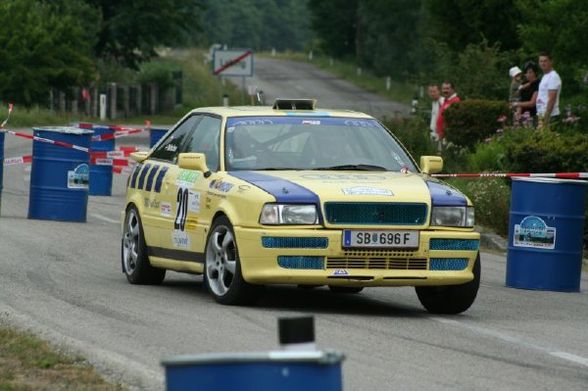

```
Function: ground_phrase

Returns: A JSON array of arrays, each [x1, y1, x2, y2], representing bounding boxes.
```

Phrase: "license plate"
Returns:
[[342, 230, 419, 248]]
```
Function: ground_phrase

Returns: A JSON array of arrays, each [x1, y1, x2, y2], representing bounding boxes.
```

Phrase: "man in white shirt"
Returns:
[[428, 84, 444, 141], [536, 52, 562, 127]]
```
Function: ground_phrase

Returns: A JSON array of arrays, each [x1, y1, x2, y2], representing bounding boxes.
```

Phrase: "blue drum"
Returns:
[[89, 125, 115, 196], [162, 351, 344, 391], [506, 177, 587, 291], [28, 127, 93, 222], [150, 127, 168, 148]]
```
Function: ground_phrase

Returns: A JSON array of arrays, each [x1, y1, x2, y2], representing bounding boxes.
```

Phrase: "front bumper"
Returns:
[[234, 227, 480, 287]]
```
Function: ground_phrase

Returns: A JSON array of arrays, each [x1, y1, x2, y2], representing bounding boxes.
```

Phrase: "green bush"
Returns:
[[443, 100, 510, 149], [467, 140, 508, 172], [502, 129, 588, 173], [381, 116, 437, 160], [449, 178, 511, 237], [137, 61, 178, 88]]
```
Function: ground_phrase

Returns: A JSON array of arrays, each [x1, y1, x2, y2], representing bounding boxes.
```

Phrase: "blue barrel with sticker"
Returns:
[[506, 177, 587, 291], [0, 131, 4, 212], [150, 127, 168, 148], [162, 351, 344, 391], [88, 125, 115, 196], [28, 127, 93, 222]]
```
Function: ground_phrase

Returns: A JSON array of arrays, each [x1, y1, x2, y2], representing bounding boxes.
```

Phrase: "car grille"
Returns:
[[327, 251, 428, 270], [324, 202, 427, 225]]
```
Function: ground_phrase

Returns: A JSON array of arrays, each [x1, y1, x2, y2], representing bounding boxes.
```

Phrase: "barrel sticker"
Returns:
[[513, 216, 556, 250], [67, 164, 89, 189]]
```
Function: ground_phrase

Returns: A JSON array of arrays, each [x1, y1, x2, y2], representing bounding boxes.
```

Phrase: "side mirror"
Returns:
[[420, 155, 443, 174], [130, 151, 149, 163], [178, 153, 210, 176]]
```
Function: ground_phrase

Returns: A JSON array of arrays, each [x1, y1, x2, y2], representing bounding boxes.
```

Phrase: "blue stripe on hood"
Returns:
[[228, 171, 323, 222], [426, 180, 468, 206]]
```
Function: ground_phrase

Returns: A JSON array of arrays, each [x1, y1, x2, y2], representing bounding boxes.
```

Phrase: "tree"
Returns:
[[0, 0, 99, 105], [517, 0, 588, 92], [307, 0, 359, 58], [87, 0, 203, 68]]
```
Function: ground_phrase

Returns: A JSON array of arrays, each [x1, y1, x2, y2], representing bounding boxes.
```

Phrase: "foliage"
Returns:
[[137, 60, 179, 88], [308, 0, 359, 58], [467, 140, 508, 172], [502, 129, 588, 173], [449, 178, 511, 236], [199, 0, 312, 51], [443, 100, 510, 149], [0, 0, 99, 105], [517, 0, 588, 93], [87, 0, 203, 68], [382, 116, 437, 159], [425, 0, 522, 52]]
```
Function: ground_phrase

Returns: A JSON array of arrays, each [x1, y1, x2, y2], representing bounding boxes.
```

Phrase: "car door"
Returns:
[[158, 114, 222, 262], [140, 115, 200, 249]]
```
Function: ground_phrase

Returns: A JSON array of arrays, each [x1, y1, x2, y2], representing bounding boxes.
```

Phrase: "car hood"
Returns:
[[227, 170, 469, 207]]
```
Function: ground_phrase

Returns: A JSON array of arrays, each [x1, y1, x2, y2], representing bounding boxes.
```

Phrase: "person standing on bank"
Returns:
[[512, 61, 540, 127], [428, 84, 444, 141], [436, 81, 461, 144], [536, 52, 562, 128]]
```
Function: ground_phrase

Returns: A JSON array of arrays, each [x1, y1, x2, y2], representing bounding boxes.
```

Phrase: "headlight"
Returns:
[[260, 204, 319, 225], [431, 206, 474, 227]]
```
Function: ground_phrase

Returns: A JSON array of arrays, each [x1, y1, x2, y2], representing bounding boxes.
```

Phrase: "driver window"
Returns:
[[150, 116, 200, 163], [182, 115, 221, 171]]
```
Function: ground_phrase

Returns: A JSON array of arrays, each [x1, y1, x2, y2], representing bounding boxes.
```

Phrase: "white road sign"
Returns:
[[212, 49, 254, 77]]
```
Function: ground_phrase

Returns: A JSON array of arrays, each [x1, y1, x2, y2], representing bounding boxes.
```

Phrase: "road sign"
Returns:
[[212, 49, 254, 77]]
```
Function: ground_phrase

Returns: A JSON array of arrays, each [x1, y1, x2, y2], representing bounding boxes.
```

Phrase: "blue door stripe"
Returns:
[[154, 166, 169, 193], [130, 164, 142, 189], [137, 163, 152, 190], [145, 165, 159, 192]]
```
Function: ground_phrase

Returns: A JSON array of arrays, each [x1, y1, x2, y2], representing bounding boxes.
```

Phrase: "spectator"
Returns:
[[427, 84, 444, 141], [536, 52, 562, 128], [508, 66, 523, 103], [435, 81, 461, 143], [512, 61, 540, 127]]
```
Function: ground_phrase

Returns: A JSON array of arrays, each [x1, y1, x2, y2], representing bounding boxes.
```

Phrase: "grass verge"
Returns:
[[0, 326, 124, 390]]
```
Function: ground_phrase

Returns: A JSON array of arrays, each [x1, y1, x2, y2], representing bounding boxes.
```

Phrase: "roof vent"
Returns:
[[273, 98, 317, 110]]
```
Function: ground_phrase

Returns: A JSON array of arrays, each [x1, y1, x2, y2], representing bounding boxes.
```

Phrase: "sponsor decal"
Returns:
[[332, 269, 349, 276], [209, 179, 234, 192], [301, 173, 386, 181], [176, 170, 200, 187], [188, 191, 200, 213], [302, 120, 321, 125], [143, 198, 160, 209], [160, 202, 172, 217], [67, 163, 89, 189], [342, 186, 393, 196], [172, 231, 190, 249], [513, 216, 556, 250], [164, 144, 178, 152]]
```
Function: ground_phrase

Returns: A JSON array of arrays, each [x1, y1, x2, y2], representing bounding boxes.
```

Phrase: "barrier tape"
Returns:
[[91, 127, 146, 142], [0, 129, 91, 152], [432, 172, 588, 179], [3, 154, 32, 166]]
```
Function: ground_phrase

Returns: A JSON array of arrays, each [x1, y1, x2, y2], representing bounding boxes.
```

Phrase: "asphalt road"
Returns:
[[1, 130, 588, 390], [227, 56, 410, 119]]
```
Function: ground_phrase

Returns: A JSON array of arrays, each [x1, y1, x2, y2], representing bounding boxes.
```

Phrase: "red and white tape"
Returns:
[[1, 103, 14, 128], [3, 154, 32, 166], [1, 129, 90, 152], [432, 172, 588, 179]]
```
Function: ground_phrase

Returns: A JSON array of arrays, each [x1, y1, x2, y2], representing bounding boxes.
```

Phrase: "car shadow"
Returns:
[[162, 275, 425, 318]]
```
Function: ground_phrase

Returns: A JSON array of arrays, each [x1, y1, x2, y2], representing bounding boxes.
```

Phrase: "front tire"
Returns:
[[121, 206, 166, 285], [415, 253, 481, 314], [204, 216, 261, 305]]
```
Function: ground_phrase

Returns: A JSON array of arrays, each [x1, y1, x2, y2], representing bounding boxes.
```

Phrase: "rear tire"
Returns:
[[328, 286, 364, 294], [121, 206, 166, 285], [415, 253, 480, 314], [204, 216, 261, 305]]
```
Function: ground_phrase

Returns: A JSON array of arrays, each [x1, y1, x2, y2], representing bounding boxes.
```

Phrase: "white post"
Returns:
[[386, 76, 391, 91], [222, 94, 229, 107], [357, 67, 362, 76], [329, 58, 334, 66], [271, 48, 276, 57], [308, 51, 313, 61], [99, 94, 107, 120]]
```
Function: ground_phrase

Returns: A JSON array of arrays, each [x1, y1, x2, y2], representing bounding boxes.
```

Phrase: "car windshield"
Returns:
[[225, 116, 417, 172]]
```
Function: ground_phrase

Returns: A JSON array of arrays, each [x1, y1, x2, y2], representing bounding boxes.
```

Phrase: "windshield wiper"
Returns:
[[314, 164, 388, 171]]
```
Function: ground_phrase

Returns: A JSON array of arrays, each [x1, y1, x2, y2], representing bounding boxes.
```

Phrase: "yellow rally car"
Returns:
[[122, 99, 480, 314]]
